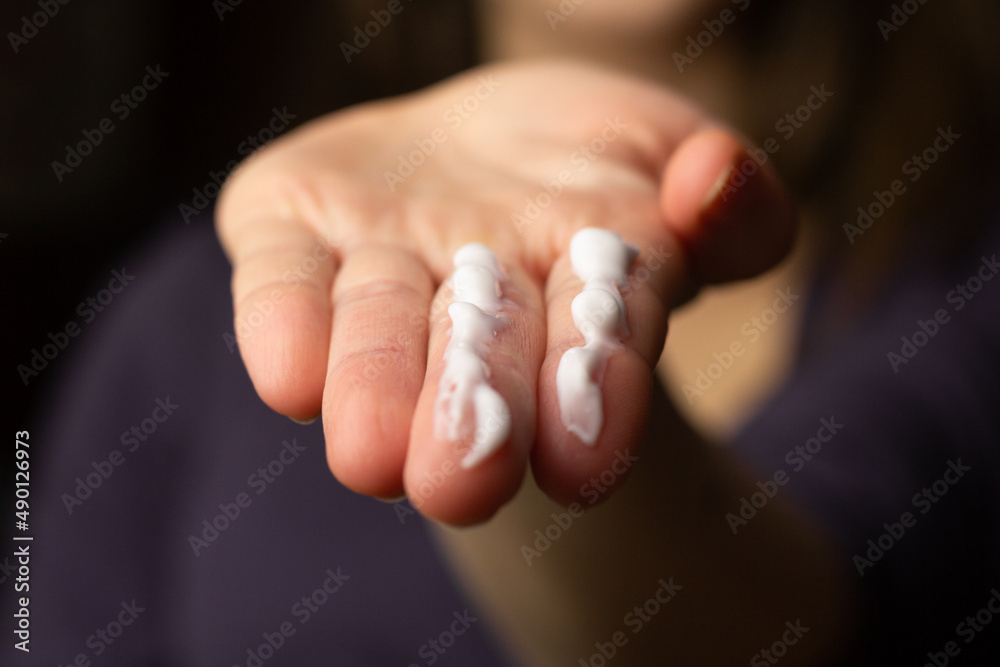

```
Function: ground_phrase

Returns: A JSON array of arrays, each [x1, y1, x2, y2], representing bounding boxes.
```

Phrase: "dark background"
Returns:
[[2, 0, 475, 541]]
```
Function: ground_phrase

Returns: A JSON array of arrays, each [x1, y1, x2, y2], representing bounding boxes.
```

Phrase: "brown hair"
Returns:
[[719, 1, 1000, 276]]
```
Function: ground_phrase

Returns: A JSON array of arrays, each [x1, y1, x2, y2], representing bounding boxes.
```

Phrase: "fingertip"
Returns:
[[661, 128, 796, 283], [533, 347, 651, 507], [661, 128, 742, 233], [406, 451, 523, 526], [402, 257, 544, 526], [406, 469, 517, 527], [320, 245, 438, 500], [402, 359, 536, 526], [238, 288, 329, 421], [324, 371, 412, 499]]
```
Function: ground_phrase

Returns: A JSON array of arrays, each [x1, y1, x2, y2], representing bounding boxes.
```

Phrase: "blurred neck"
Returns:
[[474, 0, 742, 119]]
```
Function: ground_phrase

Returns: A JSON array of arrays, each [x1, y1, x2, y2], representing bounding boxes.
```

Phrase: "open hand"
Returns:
[[216, 60, 794, 524]]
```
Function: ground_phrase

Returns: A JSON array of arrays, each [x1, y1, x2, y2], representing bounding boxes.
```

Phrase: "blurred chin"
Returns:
[[534, 0, 712, 37]]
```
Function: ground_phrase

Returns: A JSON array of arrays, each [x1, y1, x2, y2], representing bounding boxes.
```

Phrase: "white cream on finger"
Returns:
[[435, 244, 512, 469], [557, 228, 638, 445]]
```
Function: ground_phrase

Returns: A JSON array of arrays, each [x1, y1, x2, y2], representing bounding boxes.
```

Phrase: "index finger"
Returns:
[[533, 223, 687, 506]]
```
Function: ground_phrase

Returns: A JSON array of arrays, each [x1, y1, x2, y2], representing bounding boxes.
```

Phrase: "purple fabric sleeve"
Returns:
[[731, 221, 1000, 664]]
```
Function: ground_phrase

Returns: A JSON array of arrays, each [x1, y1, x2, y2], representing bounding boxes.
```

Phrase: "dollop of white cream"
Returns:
[[435, 243, 511, 469], [556, 228, 638, 445]]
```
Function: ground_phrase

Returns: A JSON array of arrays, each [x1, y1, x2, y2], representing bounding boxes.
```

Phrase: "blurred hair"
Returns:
[[726, 1, 1000, 264], [696, 0, 1000, 332]]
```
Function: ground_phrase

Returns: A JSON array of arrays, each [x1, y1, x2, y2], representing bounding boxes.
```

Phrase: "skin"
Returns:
[[216, 3, 856, 663], [217, 60, 792, 524]]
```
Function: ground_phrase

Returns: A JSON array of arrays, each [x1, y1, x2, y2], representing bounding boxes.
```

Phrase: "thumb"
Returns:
[[660, 128, 797, 284]]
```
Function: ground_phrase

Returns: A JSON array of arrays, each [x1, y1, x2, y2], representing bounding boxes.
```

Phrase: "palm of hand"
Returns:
[[217, 60, 790, 524]]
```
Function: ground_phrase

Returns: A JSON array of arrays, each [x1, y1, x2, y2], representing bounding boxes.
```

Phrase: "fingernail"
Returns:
[[373, 494, 408, 504], [289, 414, 319, 426], [701, 162, 736, 213], [699, 149, 771, 231], [693, 148, 795, 282]]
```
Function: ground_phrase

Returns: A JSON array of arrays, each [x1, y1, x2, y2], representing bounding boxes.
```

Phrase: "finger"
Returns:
[[323, 245, 435, 499], [217, 214, 336, 421], [405, 254, 547, 526], [661, 128, 797, 283], [533, 224, 688, 506]]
